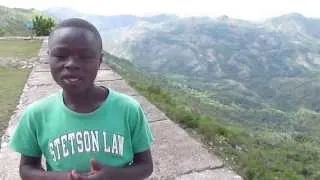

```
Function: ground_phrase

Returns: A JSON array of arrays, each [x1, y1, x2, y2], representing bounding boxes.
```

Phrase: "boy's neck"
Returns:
[[62, 85, 107, 113]]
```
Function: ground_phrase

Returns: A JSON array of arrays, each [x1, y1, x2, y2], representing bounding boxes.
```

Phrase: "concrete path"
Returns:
[[0, 40, 242, 180]]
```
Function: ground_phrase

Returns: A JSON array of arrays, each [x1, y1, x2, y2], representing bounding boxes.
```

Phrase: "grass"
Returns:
[[137, 83, 320, 179], [118, 71, 320, 179], [0, 67, 30, 135], [0, 39, 41, 138], [0, 39, 42, 58]]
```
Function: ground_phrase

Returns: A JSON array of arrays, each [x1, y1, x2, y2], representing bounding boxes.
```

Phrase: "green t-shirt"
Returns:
[[10, 88, 154, 172]]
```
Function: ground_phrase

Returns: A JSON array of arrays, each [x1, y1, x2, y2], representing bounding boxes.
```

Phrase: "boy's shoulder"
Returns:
[[24, 91, 61, 114], [109, 88, 141, 109]]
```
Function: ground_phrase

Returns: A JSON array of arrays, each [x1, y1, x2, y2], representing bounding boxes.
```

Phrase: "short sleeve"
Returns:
[[131, 104, 154, 153], [9, 109, 42, 157]]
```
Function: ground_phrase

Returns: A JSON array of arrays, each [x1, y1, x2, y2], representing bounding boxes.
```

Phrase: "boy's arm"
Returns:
[[20, 155, 70, 180], [116, 102, 154, 180], [107, 149, 153, 180], [20, 149, 153, 180]]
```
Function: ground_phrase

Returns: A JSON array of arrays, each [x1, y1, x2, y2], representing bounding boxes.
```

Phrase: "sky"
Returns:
[[0, 0, 319, 21]]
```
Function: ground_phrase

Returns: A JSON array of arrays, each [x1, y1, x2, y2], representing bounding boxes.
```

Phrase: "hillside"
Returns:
[[0, 5, 37, 36], [266, 13, 320, 39], [45, 7, 178, 33], [104, 52, 320, 180], [101, 14, 320, 134]]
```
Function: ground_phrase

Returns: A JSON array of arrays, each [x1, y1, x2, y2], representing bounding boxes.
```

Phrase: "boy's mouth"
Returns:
[[62, 76, 83, 85]]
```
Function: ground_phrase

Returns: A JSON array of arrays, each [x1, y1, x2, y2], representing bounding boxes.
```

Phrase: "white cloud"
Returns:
[[0, 0, 319, 20]]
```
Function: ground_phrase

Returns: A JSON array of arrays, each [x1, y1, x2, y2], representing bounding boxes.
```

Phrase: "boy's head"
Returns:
[[48, 18, 103, 94]]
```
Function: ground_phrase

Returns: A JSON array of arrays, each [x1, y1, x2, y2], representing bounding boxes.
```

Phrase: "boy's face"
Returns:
[[48, 27, 102, 94]]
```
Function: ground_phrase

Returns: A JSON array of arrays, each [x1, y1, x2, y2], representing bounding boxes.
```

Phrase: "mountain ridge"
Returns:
[[100, 12, 320, 120]]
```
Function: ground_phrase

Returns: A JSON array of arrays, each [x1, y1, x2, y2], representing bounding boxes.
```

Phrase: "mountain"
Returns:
[[266, 13, 320, 39], [45, 7, 178, 32], [45, 7, 84, 20], [45, 7, 139, 32], [104, 16, 320, 76], [102, 14, 320, 131], [0, 5, 178, 36], [0, 5, 37, 36]]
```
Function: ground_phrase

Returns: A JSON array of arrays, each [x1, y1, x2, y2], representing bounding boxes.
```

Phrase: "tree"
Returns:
[[32, 15, 56, 36], [0, 28, 5, 36]]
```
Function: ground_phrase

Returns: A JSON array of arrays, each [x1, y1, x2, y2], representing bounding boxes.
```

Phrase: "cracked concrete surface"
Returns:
[[0, 39, 242, 180]]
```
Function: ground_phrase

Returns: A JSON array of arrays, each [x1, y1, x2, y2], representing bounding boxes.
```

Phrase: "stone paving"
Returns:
[[0, 39, 242, 180]]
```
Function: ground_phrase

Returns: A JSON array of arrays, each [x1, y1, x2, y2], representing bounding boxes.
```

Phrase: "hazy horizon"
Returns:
[[0, 0, 319, 21]]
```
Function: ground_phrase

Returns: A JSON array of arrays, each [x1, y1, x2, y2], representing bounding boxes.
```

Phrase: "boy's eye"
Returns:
[[79, 54, 95, 59], [53, 55, 67, 60]]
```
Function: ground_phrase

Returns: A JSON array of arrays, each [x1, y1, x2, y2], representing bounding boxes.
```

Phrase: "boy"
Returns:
[[10, 18, 154, 180]]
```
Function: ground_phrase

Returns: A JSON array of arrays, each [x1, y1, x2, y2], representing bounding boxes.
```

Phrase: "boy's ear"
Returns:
[[99, 52, 104, 64]]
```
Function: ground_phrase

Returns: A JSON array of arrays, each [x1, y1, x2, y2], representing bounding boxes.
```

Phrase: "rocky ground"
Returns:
[[0, 57, 39, 69]]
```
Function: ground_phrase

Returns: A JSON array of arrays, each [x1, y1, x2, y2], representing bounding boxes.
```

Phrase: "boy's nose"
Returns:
[[64, 56, 80, 70]]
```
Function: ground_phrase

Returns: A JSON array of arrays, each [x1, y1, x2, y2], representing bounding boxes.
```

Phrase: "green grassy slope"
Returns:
[[104, 52, 320, 180], [0, 39, 42, 139], [0, 5, 38, 36]]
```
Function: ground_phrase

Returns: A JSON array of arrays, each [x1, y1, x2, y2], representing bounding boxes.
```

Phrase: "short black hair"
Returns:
[[49, 18, 102, 51]]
